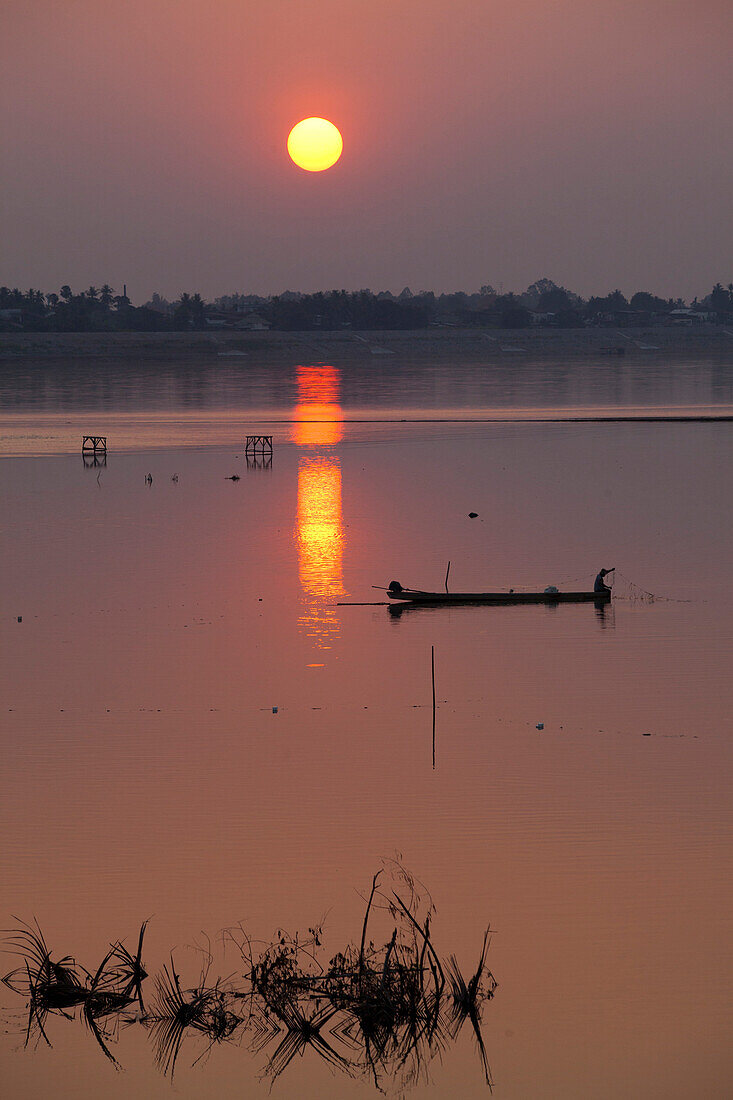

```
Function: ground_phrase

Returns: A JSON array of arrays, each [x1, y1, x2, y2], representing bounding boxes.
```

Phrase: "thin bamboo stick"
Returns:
[[431, 645, 436, 769]]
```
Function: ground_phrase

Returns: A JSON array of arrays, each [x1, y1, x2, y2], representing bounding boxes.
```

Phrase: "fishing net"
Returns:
[[608, 571, 656, 602], [609, 570, 692, 603], [494, 570, 687, 603]]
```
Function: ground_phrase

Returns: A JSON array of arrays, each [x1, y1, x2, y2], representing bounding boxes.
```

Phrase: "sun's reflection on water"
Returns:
[[292, 364, 343, 445], [296, 457, 344, 644], [292, 411, 343, 448], [293, 366, 345, 646]]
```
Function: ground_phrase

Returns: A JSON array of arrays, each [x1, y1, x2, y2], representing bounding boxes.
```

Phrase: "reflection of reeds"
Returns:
[[3, 867, 497, 1093], [147, 961, 240, 1078], [447, 928, 498, 1090], [263, 1000, 352, 1083]]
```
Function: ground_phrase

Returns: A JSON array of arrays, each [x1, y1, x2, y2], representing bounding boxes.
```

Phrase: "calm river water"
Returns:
[[1, 355, 731, 1098]]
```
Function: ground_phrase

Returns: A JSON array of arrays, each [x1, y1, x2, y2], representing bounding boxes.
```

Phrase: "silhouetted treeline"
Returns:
[[2, 277, 733, 333]]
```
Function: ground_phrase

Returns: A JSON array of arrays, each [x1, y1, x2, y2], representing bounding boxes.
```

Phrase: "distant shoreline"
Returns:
[[1, 325, 732, 363]]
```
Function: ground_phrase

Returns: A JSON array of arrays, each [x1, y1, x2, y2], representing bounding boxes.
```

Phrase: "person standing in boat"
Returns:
[[594, 567, 614, 594]]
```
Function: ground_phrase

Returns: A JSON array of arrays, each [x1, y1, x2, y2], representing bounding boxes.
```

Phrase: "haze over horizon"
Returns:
[[2, 0, 731, 302]]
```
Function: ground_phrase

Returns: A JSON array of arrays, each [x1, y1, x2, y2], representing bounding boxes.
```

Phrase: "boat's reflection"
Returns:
[[593, 598, 615, 628], [389, 596, 615, 622], [292, 366, 345, 647]]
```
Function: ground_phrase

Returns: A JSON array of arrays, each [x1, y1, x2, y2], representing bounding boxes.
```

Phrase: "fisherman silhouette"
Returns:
[[594, 567, 614, 594]]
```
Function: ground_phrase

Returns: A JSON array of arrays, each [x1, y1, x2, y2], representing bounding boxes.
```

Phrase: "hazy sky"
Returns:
[[2, 0, 732, 300]]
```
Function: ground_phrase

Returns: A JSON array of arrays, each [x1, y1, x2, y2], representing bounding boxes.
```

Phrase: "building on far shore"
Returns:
[[204, 310, 271, 331], [233, 312, 270, 331], [0, 308, 25, 329], [667, 308, 715, 325]]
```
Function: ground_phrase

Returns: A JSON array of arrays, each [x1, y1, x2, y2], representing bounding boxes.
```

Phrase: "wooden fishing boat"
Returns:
[[385, 584, 610, 606]]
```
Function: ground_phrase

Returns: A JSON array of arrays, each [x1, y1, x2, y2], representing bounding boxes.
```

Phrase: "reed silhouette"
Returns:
[[3, 864, 497, 1092], [2, 918, 147, 1065]]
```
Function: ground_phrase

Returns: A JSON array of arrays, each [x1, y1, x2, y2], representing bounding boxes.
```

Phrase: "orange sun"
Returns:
[[287, 118, 343, 172]]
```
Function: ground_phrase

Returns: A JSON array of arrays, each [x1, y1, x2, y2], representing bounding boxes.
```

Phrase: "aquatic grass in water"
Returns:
[[446, 928, 497, 1087], [2, 866, 497, 1092], [2, 918, 150, 1061], [148, 961, 242, 1078]]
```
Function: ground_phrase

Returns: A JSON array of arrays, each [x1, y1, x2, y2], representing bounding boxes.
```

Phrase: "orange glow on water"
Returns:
[[293, 407, 344, 447], [293, 365, 345, 646], [296, 365, 340, 405], [296, 457, 344, 644], [292, 366, 343, 447]]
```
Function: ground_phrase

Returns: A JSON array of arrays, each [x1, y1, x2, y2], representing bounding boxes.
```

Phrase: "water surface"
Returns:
[[1, 357, 731, 1097]]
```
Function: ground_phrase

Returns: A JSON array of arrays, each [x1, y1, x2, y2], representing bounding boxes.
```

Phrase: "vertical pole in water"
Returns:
[[431, 645, 436, 769], [445, 560, 451, 593]]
